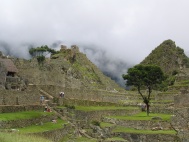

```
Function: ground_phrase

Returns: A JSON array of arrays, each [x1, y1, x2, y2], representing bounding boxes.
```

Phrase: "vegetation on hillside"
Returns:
[[140, 39, 189, 90], [49, 48, 125, 91], [141, 39, 189, 73], [0, 133, 51, 142], [29, 45, 58, 64]]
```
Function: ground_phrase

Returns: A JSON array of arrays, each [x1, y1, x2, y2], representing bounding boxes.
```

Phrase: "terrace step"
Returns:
[[0, 111, 56, 129], [0, 104, 43, 113], [102, 117, 172, 130], [112, 130, 179, 142]]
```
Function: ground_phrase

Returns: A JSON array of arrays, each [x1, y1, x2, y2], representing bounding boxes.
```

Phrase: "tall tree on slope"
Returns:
[[123, 64, 165, 116]]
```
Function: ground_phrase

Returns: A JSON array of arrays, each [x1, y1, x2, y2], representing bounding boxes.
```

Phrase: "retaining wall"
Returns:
[[0, 105, 43, 113], [114, 132, 180, 142]]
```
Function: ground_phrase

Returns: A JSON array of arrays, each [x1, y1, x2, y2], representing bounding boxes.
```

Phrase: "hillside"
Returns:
[[0, 43, 188, 142], [14, 45, 125, 92], [140, 39, 189, 75]]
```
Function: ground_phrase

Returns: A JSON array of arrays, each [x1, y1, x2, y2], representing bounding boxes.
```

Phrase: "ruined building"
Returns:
[[0, 58, 19, 90]]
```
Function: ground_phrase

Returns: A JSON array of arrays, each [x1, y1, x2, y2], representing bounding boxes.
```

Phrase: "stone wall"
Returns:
[[172, 88, 189, 141], [155, 92, 176, 101], [0, 87, 41, 105], [150, 105, 174, 114], [102, 117, 172, 130], [67, 109, 140, 124], [114, 132, 180, 142], [0, 105, 43, 113], [0, 84, 129, 106], [40, 85, 128, 103], [174, 93, 189, 108], [62, 98, 120, 107]]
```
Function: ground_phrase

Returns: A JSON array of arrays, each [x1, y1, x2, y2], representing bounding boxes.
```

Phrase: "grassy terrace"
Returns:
[[107, 112, 172, 121], [151, 100, 173, 103], [0, 133, 51, 142], [105, 137, 127, 142], [100, 122, 115, 128], [75, 106, 139, 111], [18, 119, 67, 133], [113, 126, 176, 135], [0, 111, 54, 121]]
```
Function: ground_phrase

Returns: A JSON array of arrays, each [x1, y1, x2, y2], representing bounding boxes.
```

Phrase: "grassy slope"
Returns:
[[75, 106, 138, 111], [113, 127, 176, 135], [0, 111, 54, 121], [18, 119, 67, 133], [0, 133, 51, 142], [108, 112, 172, 121]]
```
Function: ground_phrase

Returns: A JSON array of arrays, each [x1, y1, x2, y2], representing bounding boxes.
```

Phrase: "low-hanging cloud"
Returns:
[[80, 44, 133, 87], [0, 0, 189, 86]]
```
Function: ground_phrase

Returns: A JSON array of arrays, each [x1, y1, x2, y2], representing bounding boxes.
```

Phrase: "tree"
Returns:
[[122, 64, 165, 116], [29, 45, 57, 64]]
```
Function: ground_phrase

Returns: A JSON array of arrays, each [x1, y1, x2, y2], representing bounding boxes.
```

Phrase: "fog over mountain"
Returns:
[[1, 0, 189, 86]]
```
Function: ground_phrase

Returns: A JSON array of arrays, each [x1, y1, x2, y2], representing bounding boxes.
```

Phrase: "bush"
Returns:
[[91, 120, 100, 126], [64, 105, 75, 109], [172, 70, 178, 76], [37, 55, 45, 64]]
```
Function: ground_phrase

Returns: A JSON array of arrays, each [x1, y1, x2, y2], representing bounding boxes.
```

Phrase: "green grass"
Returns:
[[0, 111, 54, 121], [176, 80, 189, 85], [108, 112, 172, 121], [100, 122, 115, 128], [18, 119, 67, 133], [113, 126, 176, 135], [151, 100, 173, 103], [75, 106, 138, 111], [105, 137, 127, 141], [157, 92, 178, 95], [0, 132, 51, 142]]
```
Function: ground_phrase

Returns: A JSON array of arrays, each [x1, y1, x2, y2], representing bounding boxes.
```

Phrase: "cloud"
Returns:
[[0, 0, 189, 85]]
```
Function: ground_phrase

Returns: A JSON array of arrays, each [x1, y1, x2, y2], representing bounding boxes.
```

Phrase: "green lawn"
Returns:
[[0, 111, 54, 121], [113, 126, 176, 135], [105, 137, 127, 141], [108, 112, 172, 121], [18, 119, 67, 133], [0, 133, 51, 142], [100, 122, 115, 128], [75, 106, 138, 111]]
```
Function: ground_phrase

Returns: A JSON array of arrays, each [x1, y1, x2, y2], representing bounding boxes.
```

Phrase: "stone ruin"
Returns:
[[0, 57, 27, 90], [60, 44, 80, 53], [172, 88, 189, 141], [60, 45, 67, 51]]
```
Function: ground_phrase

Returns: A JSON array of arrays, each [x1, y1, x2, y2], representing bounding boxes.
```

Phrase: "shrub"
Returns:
[[37, 56, 45, 64], [64, 105, 75, 109], [91, 120, 100, 126]]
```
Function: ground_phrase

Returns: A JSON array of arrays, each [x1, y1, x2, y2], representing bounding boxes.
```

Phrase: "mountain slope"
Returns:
[[14, 46, 125, 92], [140, 39, 189, 75]]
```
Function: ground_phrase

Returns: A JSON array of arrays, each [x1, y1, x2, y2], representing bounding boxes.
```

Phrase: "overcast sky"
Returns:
[[0, 0, 189, 86]]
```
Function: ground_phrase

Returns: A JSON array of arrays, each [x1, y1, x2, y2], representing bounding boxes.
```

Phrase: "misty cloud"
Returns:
[[0, 0, 189, 86], [80, 45, 133, 86]]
